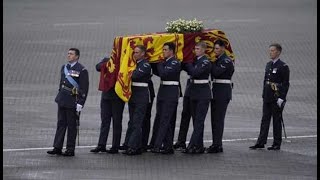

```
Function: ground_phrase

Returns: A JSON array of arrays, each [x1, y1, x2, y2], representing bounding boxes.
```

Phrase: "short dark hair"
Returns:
[[269, 43, 282, 53], [214, 39, 226, 47], [69, 48, 80, 58], [196, 41, 207, 49], [164, 42, 176, 53], [135, 45, 147, 53]]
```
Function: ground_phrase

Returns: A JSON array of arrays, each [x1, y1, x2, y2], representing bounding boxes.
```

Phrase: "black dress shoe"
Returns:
[[267, 145, 280, 150], [146, 144, 154, 151], [249, 144, 265, 150], [206, 145, 223, 153], [161, 148, 174, 154], [173, 142, 186, 150], [181, 148, 190, 154], [182, 146, 196, 154], [140, 147, 148, 153], [194, 147, 205, 154], [151, 147, 161, 153], [62, 150, 75, 156], [124, 148, 142, 155], [106, 147, 119, 154], [47, 148, 62, 155], [119, 144, 128, 151], [90, 146, 107, 153]]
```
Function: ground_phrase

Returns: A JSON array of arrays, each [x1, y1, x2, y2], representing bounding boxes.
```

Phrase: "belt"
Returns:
[[61, 84, 73, 91], [190, 79, 210, 84], [265, 81, 279, 85], [132, 82, 148, 87], [212, 79, 232, 84], [161, 81, 179, 85]]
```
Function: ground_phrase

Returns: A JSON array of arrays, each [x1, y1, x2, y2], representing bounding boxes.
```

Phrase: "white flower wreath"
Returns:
[[165, 18, 204, 33]]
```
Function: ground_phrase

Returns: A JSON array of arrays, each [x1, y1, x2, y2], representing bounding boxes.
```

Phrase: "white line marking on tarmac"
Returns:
[[3, 135, 316, 152], [53, 22, 104, 26]]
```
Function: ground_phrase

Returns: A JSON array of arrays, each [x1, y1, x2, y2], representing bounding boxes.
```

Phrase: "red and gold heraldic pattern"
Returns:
[[99, 29, 235, 102]]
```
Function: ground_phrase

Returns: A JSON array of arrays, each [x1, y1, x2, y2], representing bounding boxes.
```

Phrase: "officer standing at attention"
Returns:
[[47, 48, 89, 157], [90, 56, 125, 154], [206, 39, 234, 153], [121, 45, 152, 155], [250, 43, 289, 151], [182, 41, 212, 154], [151, 42, 181, 154]]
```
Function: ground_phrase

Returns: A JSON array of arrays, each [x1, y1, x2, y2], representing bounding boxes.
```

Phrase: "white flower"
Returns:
[[165, 18, 203, 33]]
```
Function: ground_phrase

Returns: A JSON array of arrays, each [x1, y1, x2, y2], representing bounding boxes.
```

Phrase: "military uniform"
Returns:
[[182, 55, 212, 153], [53, 61, 89, 153], [255, 59, 290, 147], [141, 79, 155, 150], [151, 57, 181, 153], [208, 52, 234, 153], [122, 59, 152, 154], [94, 58, 125, 153], [174, 77, 192, 149]]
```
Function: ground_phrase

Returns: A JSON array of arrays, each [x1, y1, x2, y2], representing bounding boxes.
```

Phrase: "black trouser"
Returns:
[[188, 99, 210, 148], [97, 98, 125, 148], [210, 98, 230, 146], [149, 108, 160, 148], [154, 100, 178, 149], [53, 106, 77, 151], [124, 99, 154, 148], [141, 98, 154, 148], [124, 102, 148, 150], [256, 101, 283, 146], [176, 96, 192, 143]]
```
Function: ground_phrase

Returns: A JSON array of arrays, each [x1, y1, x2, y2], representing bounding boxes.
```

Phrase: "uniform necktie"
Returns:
[[67, 64, 71, 70]]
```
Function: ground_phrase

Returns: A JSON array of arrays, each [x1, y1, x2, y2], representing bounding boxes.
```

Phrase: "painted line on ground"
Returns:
[[3, 135, 316, 152]]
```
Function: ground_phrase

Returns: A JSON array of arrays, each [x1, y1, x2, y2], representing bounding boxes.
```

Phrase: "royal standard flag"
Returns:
[[99, 29, 235, 102]]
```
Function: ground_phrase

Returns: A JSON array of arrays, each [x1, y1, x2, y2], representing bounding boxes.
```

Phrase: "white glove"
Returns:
[[277, 98, 284, 108], [76, 104, 83, 112]]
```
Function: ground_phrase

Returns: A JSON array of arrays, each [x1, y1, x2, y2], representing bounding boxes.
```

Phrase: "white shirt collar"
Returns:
[[166, 56, 174, 62], [137, 59, 144, 64], [68, 61, 78, 67], [272, 58, 279, 64], [197, 55, 205, 60]]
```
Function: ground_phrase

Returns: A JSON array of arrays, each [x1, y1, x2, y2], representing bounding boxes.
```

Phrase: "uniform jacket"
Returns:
[[55, 62, 89, 108], [130, 59, 152, 104], [154, 57, 181, 102], [262, 59, 290, 103], [184, 55, 212, 100], [211, 52, 234, 101]]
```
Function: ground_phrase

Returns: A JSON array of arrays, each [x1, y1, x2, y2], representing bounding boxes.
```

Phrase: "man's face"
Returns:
[[133, 47, 144, 61], [269, 46, 280, 60], [214, 44, 225, 57], [195, 45, 205, 57], [162, 45, 172, 59], [67, 50, 78, 62]]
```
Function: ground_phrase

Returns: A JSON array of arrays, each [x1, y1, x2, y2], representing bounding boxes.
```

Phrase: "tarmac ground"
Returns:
[[3, 0, 317, 179]]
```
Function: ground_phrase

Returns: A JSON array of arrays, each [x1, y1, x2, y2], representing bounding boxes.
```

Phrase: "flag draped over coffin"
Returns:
[[98, 29, 235, 102]]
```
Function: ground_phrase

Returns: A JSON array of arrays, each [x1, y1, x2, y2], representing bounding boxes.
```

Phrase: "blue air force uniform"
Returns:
[[175, 77, 192, 146], [141, 79, 155, 150], [183, 55, 212, 151], [53, 61, 89, 151], [95, 58, 125, 150], [210, 53, 234, 149], [256, 59, 290, 147], [152, 57, 181, 151], [123, 59, 152, 151]]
